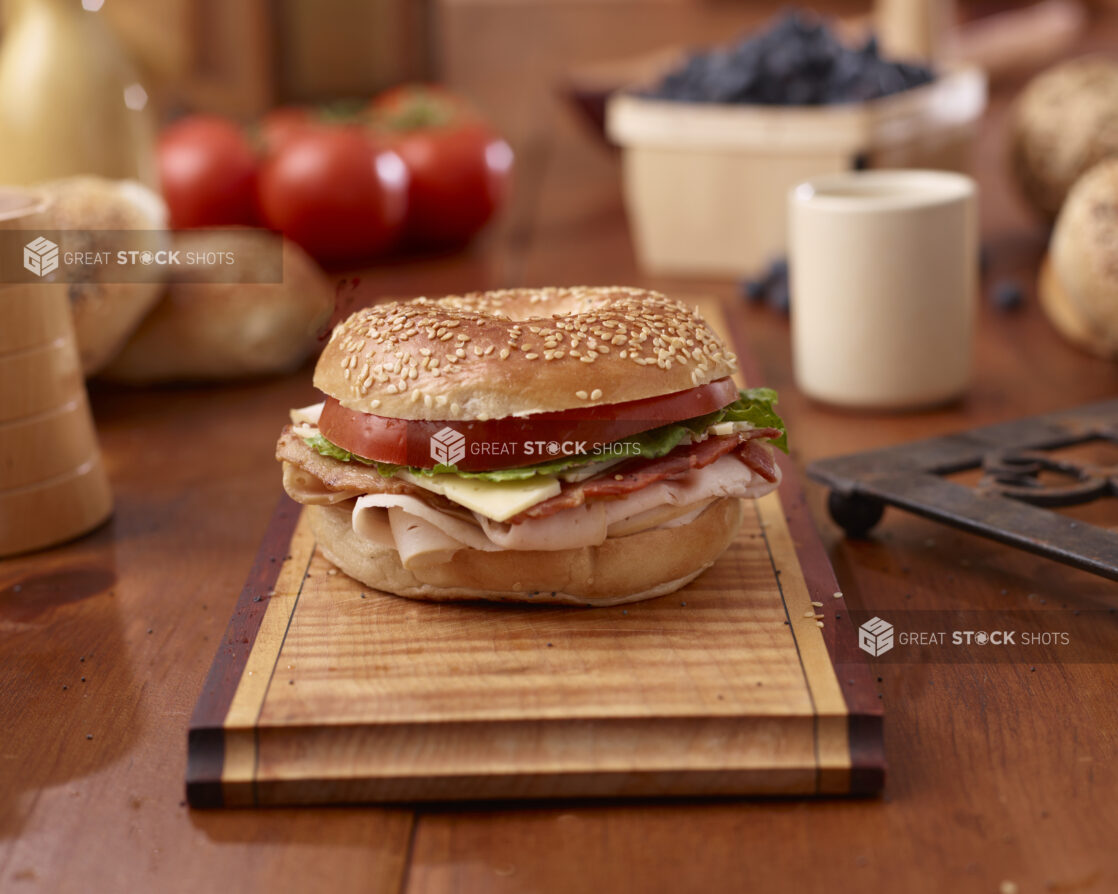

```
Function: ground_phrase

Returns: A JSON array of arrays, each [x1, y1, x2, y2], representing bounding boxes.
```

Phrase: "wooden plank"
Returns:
[[186, 494, 301, 807], [190, 495, 854, 802], [187, 301, 881, 803], [190, 507, 854, 800]]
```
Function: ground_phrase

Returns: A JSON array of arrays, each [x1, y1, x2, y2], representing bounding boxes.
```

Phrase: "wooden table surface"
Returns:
[[3, 23, 1118, 894]]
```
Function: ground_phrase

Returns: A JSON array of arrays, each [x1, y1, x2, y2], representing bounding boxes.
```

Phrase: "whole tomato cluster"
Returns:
[[157, 86, 514, 265]]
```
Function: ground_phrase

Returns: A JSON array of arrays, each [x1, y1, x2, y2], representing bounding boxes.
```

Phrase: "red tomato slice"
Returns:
[[318, 377, 738, 470]]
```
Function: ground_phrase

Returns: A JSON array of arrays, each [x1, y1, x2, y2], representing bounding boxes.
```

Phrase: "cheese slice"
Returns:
[[289, 402, 325, 425], [397, 471, 561, 523]]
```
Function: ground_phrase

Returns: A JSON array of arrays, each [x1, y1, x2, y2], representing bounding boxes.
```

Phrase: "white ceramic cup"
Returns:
[[788, 169, 978, 410]]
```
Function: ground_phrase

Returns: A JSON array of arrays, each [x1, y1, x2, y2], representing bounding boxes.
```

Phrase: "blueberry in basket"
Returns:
[[648, 11, 935, 106]]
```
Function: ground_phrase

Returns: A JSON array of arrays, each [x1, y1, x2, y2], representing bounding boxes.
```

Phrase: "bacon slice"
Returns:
[[512, 428, 781, 522], [738, 436, 779, 483], [277, 424, 460, 509], [280, 422, 782, 525]]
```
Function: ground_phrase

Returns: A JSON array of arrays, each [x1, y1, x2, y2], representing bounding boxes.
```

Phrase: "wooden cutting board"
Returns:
[[187, 301, 884, 806]]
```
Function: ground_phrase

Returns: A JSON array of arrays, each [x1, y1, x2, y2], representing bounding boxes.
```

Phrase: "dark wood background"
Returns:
[[2, 6, 1117, 894]]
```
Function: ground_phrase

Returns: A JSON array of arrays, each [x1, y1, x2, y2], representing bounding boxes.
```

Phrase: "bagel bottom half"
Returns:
[[306, 497, 744, 606]]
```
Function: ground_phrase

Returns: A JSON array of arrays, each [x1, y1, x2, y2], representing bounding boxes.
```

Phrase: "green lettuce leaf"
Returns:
[[302, 433, 377, 466], [726, 387, 789, 454], [301, 388, 787, 481]]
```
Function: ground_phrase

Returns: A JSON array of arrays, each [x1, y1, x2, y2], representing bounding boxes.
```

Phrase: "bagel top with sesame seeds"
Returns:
[[314, 286, 739, 420]]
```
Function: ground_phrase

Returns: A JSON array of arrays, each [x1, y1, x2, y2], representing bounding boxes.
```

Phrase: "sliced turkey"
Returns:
[[349, 451, 780, 570]]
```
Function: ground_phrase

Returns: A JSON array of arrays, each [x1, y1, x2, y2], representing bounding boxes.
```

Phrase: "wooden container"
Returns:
[[0, 188, 112, 556], [606, 66, 987, 277]]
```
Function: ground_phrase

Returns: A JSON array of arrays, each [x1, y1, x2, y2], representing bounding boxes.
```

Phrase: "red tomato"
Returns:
[[256, 127, 409, 264], [372, 85, 513, 248], [260, 102, 375, 154], [318, 378, 739, 470], [158, 115, 258, 229], [259, 106, 318, 155]]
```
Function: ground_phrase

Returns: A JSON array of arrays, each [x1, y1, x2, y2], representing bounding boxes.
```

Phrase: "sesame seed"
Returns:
[[326, 288, 737, 411], [590, 389, 602, 400], [575, 390, 589, 400]]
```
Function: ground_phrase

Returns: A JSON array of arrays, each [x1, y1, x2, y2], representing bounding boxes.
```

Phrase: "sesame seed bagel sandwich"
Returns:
[[276, 286, 787, 606]]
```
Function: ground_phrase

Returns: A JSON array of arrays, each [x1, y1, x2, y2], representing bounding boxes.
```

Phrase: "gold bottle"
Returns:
[[0, 0, 156, 186]]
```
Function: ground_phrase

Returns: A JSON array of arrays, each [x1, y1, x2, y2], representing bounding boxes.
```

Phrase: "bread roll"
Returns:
[[1010, 56, 1118, 219], [38, 177, 168, 375], [100, 228, 333, 383], [1042, 157, 1118, 358], [315, 287, 738, 420]]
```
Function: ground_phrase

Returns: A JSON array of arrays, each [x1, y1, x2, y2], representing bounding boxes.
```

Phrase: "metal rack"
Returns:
[[808, 400, 1118, 582]]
